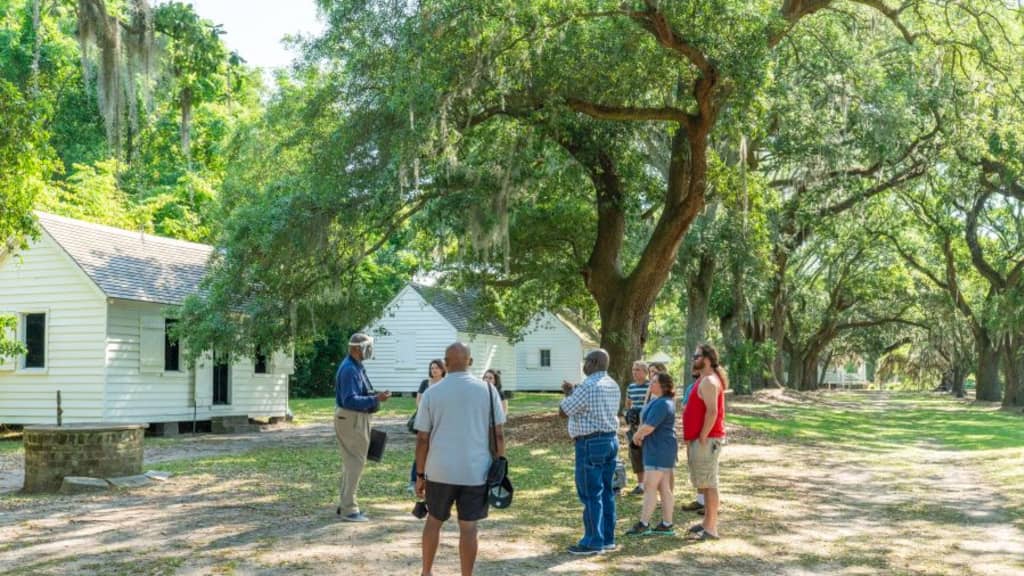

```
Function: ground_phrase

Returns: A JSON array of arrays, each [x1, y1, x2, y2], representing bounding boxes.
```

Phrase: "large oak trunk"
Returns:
[[768, 247, 789, 387], [684, 253, 716, 361], [597, 299, 647, 399], [1001, 339, 1024, 409], [951, 365, 966, 398], [975, 332, 1002, 402]]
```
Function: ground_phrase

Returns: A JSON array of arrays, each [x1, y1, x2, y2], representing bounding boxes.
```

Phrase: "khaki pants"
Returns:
[[334, 407, 370, 516]]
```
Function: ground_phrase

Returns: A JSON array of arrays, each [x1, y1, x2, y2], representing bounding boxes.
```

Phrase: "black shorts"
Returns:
[[425, 480, 489, 522], [628, 425, 644, 474]]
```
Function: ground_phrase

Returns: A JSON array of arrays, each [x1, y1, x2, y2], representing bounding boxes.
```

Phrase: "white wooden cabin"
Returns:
[[362, 284, 517, 394], [515, 312, 600, 391], [819, 361, 870, 388], [0, 213, 293, 427]]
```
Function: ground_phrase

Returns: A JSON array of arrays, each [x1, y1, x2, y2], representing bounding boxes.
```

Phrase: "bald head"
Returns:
[[583, 349, 610, 376], [444, 342, 472, 373]]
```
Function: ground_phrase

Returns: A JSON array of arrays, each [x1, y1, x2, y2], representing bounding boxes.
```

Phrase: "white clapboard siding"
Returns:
[[211, 354, 290, 418], [104, 301, 194, 422], [363, 285, 458, 393], [515, 313, 590, 391], [0, 233, 108, 424], [458, 332, 518, 391], [104, 301, 291, 422]]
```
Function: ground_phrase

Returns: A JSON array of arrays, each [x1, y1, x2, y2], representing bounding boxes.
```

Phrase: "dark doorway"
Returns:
[[213, 353, 230, 405]]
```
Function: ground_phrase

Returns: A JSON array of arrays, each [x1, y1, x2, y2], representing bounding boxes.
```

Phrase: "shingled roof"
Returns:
[[409, 283, 510, 337], [36, 212, 214, 306]]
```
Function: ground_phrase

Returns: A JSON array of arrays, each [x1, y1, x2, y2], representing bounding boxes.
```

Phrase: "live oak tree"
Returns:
[[183, 0, 962, 386]]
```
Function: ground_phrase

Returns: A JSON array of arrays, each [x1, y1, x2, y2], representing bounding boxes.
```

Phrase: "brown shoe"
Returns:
[[681, 500, 705, 513]]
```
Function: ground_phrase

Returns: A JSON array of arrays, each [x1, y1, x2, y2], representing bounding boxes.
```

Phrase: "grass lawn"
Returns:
[[729, 391, 1024, 451], [288, 391, 563, 425], [4, 391, 1022, 575], [0, 438, 21, 454], [730, 390, 1024, 530]]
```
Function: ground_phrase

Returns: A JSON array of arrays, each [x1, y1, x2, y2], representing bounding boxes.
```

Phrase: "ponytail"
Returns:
[[713, 365, 729, 391], [697, 343, 728, 391]]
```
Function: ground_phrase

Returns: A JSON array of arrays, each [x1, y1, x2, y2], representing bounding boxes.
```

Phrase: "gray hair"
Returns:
[[348, 332, 372, 346], [583, 349, 610, 375]]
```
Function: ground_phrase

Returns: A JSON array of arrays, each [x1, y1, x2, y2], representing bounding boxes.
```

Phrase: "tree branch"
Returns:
[[630, 1, 712, 76], [849, 0, 916, 44], [567, 98, 690, 124], [964, 189, 1006, 290], [979, 158, 1024, 202], [816, 159, 926, 218], [879, 230, 948, 291]]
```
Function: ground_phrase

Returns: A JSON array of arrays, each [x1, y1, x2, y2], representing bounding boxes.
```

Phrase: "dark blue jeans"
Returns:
[[574, 432, 618, 549]]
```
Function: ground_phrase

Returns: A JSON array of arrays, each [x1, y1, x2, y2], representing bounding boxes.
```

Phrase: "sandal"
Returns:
[[691, 528, 719, 541]]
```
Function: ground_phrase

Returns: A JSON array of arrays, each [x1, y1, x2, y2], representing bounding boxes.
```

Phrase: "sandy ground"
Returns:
[[0, 417, 403, 494], [1, 396, 1022, 575]]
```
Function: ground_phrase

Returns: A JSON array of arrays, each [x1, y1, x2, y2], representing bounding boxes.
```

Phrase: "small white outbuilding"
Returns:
[[362, 283, 600, 393], [515, 312, 600, 391], [0, 213, 293, 427]]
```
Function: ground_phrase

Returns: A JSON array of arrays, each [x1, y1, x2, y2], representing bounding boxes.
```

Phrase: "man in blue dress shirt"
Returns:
[[334, 332, 391, 522]]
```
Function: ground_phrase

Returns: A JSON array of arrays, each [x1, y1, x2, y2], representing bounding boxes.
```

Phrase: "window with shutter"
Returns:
[[271, 349, 295, 374], [140, 315, 164, 374], [526, 347, 539, 369], [396, 333, 416, 368]]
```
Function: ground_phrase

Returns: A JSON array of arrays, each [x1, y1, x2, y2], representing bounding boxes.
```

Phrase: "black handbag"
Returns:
[[406, 411, 417, 434], [367, 428, 387, 462], [486, 386, 513, 508], [625, 407, 641, 427]]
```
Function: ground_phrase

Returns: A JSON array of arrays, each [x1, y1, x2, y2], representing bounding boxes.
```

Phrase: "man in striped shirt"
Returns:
[[625, 361, 650, 495], [560, 349, 621, 555]]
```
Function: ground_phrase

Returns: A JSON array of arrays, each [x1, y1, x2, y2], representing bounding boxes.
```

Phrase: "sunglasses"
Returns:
[[692, 353, 703, 360]]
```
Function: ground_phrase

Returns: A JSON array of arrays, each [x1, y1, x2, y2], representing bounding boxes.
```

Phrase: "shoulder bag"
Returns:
[[486, 385, 513, 508]]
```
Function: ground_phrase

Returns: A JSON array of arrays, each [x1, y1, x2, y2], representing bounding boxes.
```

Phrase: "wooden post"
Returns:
[[57, 390, 63, 427]]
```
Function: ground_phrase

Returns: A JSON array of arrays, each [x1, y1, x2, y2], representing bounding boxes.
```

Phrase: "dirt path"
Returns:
[[0, 417, 411, 494], [1, 395, 1022, 575]]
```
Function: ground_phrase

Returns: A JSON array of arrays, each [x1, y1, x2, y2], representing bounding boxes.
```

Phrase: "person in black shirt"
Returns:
[[482, 369, 508, 414], [409, 359, 446, 491]]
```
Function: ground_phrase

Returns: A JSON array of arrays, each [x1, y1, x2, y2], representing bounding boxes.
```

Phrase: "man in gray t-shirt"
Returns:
[[414, 342, 506, 576]]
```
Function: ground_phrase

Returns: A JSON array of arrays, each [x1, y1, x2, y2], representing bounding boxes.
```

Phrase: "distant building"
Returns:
[[362, 283, 599, 392]]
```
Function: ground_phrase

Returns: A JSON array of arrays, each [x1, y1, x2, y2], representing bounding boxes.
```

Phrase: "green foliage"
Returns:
[[0, 75, 52, 357], [153, 2, 228, 103], [37, 159, 135, 225], [726, 340, 776, 395], [0, 77, 50, 243]]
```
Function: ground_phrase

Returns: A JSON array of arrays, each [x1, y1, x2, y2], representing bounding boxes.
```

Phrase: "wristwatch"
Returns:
[[416, 472, 425, 479]]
